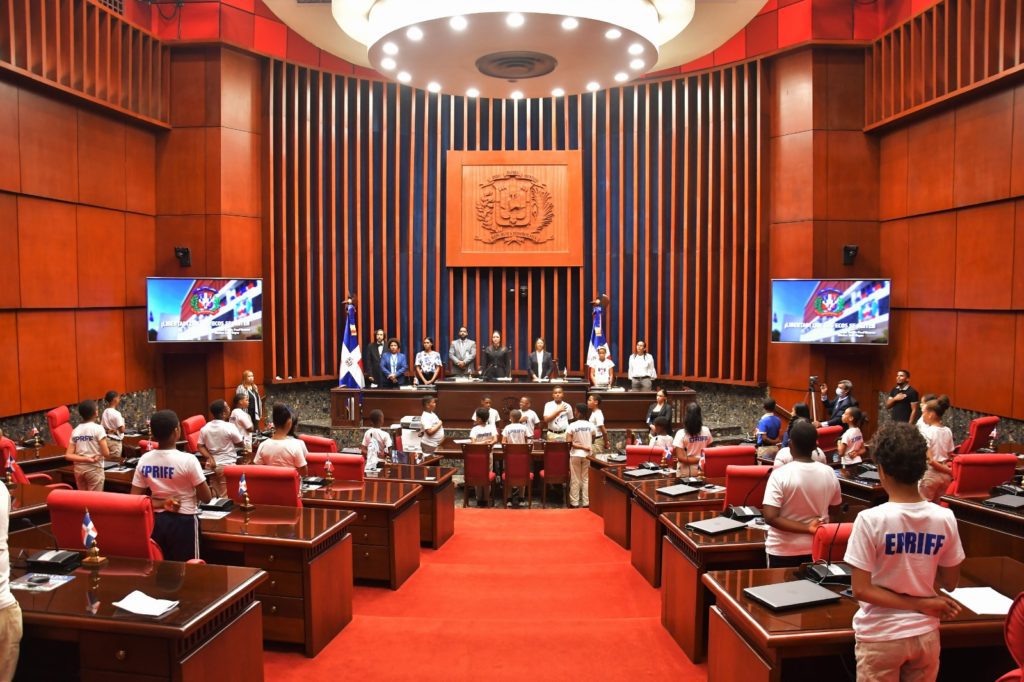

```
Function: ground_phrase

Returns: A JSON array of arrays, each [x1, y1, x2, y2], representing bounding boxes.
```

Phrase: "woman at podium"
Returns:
[[481, 330, 511, 380]]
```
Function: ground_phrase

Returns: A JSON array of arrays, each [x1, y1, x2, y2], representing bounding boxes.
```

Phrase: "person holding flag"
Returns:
[[338, 300, 365, 389]]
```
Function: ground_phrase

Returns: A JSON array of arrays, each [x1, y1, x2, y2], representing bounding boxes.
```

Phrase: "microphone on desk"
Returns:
[[803, 502, 852, 585], [723, 475, 765, 522], [17, 517, 81, 573]]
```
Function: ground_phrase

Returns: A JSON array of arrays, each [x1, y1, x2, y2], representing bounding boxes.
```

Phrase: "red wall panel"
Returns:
[[906, 310, 957, 398], [220, 48, 263, 134], [123, 308, 157, 393], [78, 110, 127, 211], [156, 128, 208, 215], [1012, 85, 1024, 199], [169, 50, 216, 128], [1015, 315, 1024, 420], [906, 213, 956, 309], [768, 50, 816, 137], [211, 215, 261, 277], [906, 111, 954, 216], [0, 81, 20, 193], [18, 90, 79, 203], [878, 129, 908, 221], [953, 89, 1014, 208], [125, 125, 157, 216], [76, 310, 127, 399], [155, 216, 208, 275], [825, 131, 878, 220], [954, 312, 1016, 417], [0, 194, 20, 309], [217, 128, 261, 217], [125, 214, 156, 307], [879, 219, 908, 308], [77, 207, 128, 308], [1015, 200, 1024, 310], [770, 131, 818, 222], [954, 202, 1015, 310], [769, 221, 817, 279], [17, 197, 78, 309], [0, 314, 20, 416], [17, 311, 78, 412]]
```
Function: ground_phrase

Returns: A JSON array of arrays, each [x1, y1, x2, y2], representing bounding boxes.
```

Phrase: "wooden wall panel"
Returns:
[[1015, 314, 1024, 420], [218, 127, 261, 217], [0, 80, 20, 193], [906, 212, 957, 309], [906, 111, 954, 215], [825, 132, 878, 220], [219, 46, 262, 134], [168, 49, 215, 128], [155, 128, 207, 215], [75, 309, 126, 399], [0, 194, 19, 309], [769, 130, 817, 223], [1012, 84, 1024, 198], [878, 129, 908, 220], [879, 219, 909, 308], [906, 310, 958, 397], [210, 215, 261, 277], [823, 220, 879, 274], [768, 221, 817, 279], [123, 308, 156, 393], [17, 197, 77, 308], [954, 312, 1016, 416], [0, 313, 20, 416], [954, 202, 1015, 309], [17, 311, 78, 412], [1015, 200, 1024, 310], [77, 109, 127, 211], [155, 215, 207, 275], [953, 88, 1014, 207], [124, 213, 155, 307], [17, 89, 78, 202], [125, 124, 156, 215], [76, 206, 127, 308]]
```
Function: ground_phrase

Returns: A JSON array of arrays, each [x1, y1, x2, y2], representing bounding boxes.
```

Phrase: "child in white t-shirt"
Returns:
[[254, 405, 309, 475], [588, 346, 615, 388], [838, 407, 867, 466], [673, 403, 713, 478], [361, 409, 392, 472], [65, 400, 109, 491], [470, 396, 500, 429], [587, 394, 607, 452], [501, 409, 531, 445], [519, 397, 540, 437], [762, 420, 842, 568], [543, 387, 573, 441], [649, 417, 675, 455], [566, 403, 596, 507], [469, 408, 498, 445], [229, 392, 255, 455], [844, 422, 964, 681], [198, 399, 244, 497], [772, 443, 827, 468], [101, 390, 125, 461], [918, 396, 955, 502], [419, 397, 445, 453]]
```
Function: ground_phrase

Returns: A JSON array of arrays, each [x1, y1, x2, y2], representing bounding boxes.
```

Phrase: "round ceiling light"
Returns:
[[561, 17, 578, 30], [449, 16, 468, 31], [506, 13, 525, 28]]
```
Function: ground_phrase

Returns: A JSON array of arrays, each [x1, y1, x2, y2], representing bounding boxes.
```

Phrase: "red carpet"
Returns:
[[264, 509, 707, 680]]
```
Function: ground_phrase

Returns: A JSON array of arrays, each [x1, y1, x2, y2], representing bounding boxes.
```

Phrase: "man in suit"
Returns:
[[815, 379, 858, 430], [448, 326, 477, 377], [363, 329, 386, 387], [528, 338, 555, 381]]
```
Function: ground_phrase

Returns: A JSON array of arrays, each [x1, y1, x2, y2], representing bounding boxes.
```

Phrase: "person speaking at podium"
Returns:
[[528, 338, 555, 381], [481, 330, 511, 380]]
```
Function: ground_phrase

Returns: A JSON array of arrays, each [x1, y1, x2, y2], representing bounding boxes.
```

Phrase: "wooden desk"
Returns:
[[943, 494, 1024, 560], [629, 478, 728, 587], [835, 467, 887, 505], [12, 556, 265, 681], [8, 483, 53, 524], [301, 480, 422, 589], [13, 443, 66, 473], [200, 505, 355, 657], [659, 510, 767, 663], [586, 454, 624, 518], [703, 556, 1023, 682], [55, 463, 215, 494], [602, 466, 676, 549], [583, 387, 696, 429], [373, 464, 456, 548]]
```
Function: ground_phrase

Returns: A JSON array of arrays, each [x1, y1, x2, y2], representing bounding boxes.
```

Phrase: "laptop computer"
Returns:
[[857, 471, 880, 483], [985, 494, 1024, 511], [685, 516, 747, 535], [743, 580, 842, 611], [623, 468, 661, 478], [655, 484, 699, 497]]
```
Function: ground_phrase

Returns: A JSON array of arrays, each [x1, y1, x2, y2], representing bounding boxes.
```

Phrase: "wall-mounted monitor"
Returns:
[[771, 279, 890, 345], [147, 278, 262, 343]]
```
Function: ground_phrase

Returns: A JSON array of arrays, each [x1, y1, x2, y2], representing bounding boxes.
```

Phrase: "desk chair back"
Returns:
[[8, 459, 71, 489], [540, 441, 570, 508], [816, 425, 844, 455], [723, 465, 771, 510], [502, 444, 533, 508], [46, 405, 73, 449], [137, 440, 157, 453], [702, 446, 756, 478], [626, 445, 663, 467], [955, 415, 1000, 454], [812, 523, 854, 562], [946, 453, 1018, 498], [225, 465, 302, 507], [48, 489, 162, 560], [998, 592, 1024, 682], [180, 415, 207, 454], [306, 453, 363, 480], [298, 434, 338, 453], [462, 443, 495, 507]]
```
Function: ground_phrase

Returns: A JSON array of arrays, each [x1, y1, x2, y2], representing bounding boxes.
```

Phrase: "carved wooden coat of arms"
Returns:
[[475, 171, 554, 245]]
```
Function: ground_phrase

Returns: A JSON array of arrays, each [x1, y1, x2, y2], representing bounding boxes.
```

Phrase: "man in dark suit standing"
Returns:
[[815, 379, 858, 429], [363, 329, 386, 387], [528, 338, 555, 381]]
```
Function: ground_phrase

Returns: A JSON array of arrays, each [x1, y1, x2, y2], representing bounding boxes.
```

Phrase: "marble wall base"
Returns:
[[0, 389, 157, 443], [875, 392, 1024, 449]]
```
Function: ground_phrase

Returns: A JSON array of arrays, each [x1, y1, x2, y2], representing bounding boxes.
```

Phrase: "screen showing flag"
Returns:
[[771, 279, 891, 345], [146, 278, 262, 343]]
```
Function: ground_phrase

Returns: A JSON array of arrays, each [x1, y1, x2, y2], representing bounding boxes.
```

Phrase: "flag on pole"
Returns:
[[82, 510, 98, 549], [238, 473, 248, 499], [339, 303, 365, 388], [587, 302, 610, 367], [5, 449, 15, 479], [324, 457, 334, 475]]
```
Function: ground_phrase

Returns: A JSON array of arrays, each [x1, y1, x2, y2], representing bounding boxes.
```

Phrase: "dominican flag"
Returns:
[[5, 449, 14, 478], [238, 473, 248, 499], [324, 458, 334, 475], [338, 303, 365, 388], [587, 302, 610, 366], [82, 510, 98, 549]]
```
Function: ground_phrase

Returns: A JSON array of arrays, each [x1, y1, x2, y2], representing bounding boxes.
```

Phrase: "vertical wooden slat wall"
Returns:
[[865, 0, 1024, 128], [267, 61, 764, 386]]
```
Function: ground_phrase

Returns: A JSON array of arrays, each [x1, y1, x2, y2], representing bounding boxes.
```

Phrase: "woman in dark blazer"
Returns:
[[480, 330, 511, 380], [645, 388, 673, 430], [380, 338, 409, 388]]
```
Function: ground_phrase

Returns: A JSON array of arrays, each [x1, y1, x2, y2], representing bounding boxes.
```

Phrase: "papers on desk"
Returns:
[[300, 483, 324, 491], [942, 587, 1014, 615], [11, 573, 75, 592], [399, 385, 418, 390], [452, 439, 471, 445], [113, 590, 179, 618], [108, 466, 133, 474], [198, 510, 231, 520], [702, 484, 726, 494]]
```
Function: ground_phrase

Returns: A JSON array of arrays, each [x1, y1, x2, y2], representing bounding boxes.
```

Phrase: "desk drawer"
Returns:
[[353, 544, 390, 580], [351, 524, 389, 546], [245, 544, 302, 573], [352, 508, 388, 527], [259, 569, 304, 598], [80, 632, 170, 676], [261, 596, 305, 644]]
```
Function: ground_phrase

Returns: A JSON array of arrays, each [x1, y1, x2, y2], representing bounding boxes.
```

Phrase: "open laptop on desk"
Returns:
[[685, 516, 747, 535], [984, 494, 1024, 511], [743, 579, 842, 611]]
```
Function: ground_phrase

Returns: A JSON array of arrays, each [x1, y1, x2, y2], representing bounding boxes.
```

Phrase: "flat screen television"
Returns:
[[771, 279, 890, 345], [147, 278, 262, 343]]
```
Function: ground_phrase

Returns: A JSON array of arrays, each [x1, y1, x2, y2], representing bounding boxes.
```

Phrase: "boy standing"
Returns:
[[543, 387, 573, 441], [502, 409, 531, 445], [101, 391, 126, 462], [469, 408, 498, 445], [587, 394, 607, 452], [197, 400, 244, 497], [420, 397, 445, 454], [519, 397, 540, 437], [754, 397, 782, 457], [845, 422, 964, 681], [65, 400, 109, 491], [131, 410, 212, 562], [361, 409, 392, 471], [470, 396, 500, 429], [566, 403, 596, 508]]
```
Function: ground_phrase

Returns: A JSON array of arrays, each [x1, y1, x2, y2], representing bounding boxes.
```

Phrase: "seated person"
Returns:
[[254, 404, 308, 476], [380, 339, 408, 388]]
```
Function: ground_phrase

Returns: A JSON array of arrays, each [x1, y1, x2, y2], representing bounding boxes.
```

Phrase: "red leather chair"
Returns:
[[955, 415, 1000, 454], [702, 446, 756, 478], [500, 443, 534, 508], [48, 489, 163, 560], [137, 440, 158, 454], [225, 465, 302, 507], [812, 523, 854, 562], [625, 445, 663, 467], [8, 459, 72, 489], [723, 465, 771, 511], [46, 405, 73, 449], [180, 415, 207, 454], [946, 453, 1018, 499], [540, 440, 571, 508], [997, 592, 1024, 682], [306, 453, 364, 481], [462, 443, 495, 507], [298, 434, 339, 453], [816, 425, 844, 455]]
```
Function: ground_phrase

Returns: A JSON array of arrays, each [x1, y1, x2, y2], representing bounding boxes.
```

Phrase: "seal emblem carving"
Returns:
[[475, 171, 555, 245]]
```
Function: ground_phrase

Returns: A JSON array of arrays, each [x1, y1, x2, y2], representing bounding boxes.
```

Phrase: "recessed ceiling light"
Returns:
[[586, 81, 600, 91], [449, 16, 468, 31], [630, 58, 645, 70], [551, 87, 565, 97], [406, 26, 423, 41], [382, 42, 399, 56], [466, 88, 480, 98], [427, 81, 442, 93], [506, 13, 525, 28], [397, 71, 411, 83], [380, 57, 396, 71], [628, 43, 644, 55], [605, 28, 621, 40], [614, 72, 629, 82], [511, 90, 524, 99], [561, 17, 578, 30]]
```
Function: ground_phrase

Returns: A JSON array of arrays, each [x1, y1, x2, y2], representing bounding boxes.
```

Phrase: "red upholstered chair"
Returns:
[[955, 415, 1000, 454], [137, 440, 158, 454], [8, 460, 72, 489], [46, 405, 73, 449], [540, 440, 571, 508], [306, 453, 364, 481], [702, 446, 756, 478], [816, 425, 844, 456], [462, 443, 495, 508], [723, 465, 771, 511], [298, 434, 339, 453], [997, 592, 1024, 682], [225, 465, 302, 507], [626, 445, 663, 467], [500, 443, 534, 508], [180, 415, 207, 454], [812, 523, 854, 562], [946, 453, 1018, 499], [47, 489, 163, 560]]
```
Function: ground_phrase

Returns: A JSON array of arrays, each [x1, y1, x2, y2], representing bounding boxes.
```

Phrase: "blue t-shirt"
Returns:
[[756, 414, 782, 446]]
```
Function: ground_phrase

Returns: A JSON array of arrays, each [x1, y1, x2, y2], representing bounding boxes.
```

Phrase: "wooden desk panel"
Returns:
[[586, 455, 623, 518], [13, 443, 67, 473], [588, 388, 696, 429], [8, 483, 52, 523], [373, 464, 457, 548], [602, 466, 677, 550], [943, 494, 1024, 560]]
